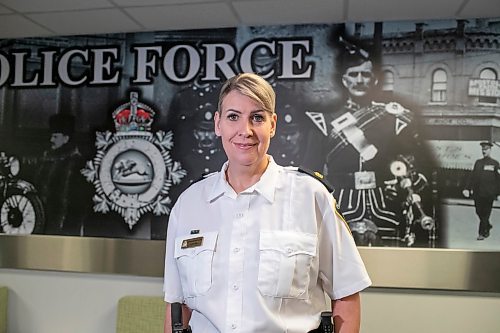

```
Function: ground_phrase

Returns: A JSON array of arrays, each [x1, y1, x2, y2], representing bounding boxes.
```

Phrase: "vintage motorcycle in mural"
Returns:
[[0, 152, 45, 234]]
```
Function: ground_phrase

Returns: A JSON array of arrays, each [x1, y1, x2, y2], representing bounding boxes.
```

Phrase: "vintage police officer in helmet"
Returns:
[[168, 80, 226, 188]]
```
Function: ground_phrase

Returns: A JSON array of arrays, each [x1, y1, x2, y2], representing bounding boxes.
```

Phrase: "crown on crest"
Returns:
[[112, 92, 155, 132]]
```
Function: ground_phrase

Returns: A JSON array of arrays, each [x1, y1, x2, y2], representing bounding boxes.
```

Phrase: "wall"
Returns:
[[1, 268, 500, 333], [0, 269, 163, 333]]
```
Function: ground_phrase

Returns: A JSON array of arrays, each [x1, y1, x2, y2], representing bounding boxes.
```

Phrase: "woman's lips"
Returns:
[[234, 142, 256, 149]]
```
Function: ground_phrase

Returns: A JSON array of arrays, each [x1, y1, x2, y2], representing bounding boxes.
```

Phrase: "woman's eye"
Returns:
[[252, 114, 265, 122], [227, 114, 238, 121]]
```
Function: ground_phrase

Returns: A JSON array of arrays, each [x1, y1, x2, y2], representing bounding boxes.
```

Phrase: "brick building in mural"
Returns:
[[363, 19, 500, 197]]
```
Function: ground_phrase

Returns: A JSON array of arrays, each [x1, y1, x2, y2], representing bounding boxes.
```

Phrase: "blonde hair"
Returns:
[[217, 73, 275, 114]]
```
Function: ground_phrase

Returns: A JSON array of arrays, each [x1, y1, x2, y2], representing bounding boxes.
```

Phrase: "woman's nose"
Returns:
[[238, 120, 253, 136]]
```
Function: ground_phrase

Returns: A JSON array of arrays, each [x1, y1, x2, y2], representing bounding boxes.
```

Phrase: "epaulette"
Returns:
[[297, 167, 334, 193], [191, 171, 217, 185]]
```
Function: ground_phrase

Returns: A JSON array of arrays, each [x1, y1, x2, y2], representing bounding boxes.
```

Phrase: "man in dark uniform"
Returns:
[[304, 37, 435, 247], [250, 45, 309, 166], [463, 141, 500, 240], [33, 113, 85, 235], [168, 81, 226, 186], [150, 81, 226, 240], [269, 88, 307, 166]]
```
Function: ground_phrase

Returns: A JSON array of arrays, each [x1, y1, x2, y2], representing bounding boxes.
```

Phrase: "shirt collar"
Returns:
[[206, 156, 279, 203], [252, 156, 279, 203], [207, 161, 232, 202]]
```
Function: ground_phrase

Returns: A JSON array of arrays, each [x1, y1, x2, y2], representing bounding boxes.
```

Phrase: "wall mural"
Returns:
[[0, 19, 499, 251]]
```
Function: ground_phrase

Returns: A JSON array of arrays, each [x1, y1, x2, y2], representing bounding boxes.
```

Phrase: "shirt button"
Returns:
[[233, 284, 239, 291], [233, 247, 240, 253], [287, 248, 293, 254], [231, 324, 237, 329]]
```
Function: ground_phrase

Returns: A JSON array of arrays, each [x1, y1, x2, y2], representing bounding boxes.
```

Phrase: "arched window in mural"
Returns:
[[478, 67, 498, 104], [431, 68, 447, 103], [382, 70, 394, 92]]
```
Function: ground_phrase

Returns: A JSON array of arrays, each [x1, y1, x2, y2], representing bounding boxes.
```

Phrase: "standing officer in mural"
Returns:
[[33, 113, 85, 235], [463, 141, 500, 240], [304, 35, 436, 247]]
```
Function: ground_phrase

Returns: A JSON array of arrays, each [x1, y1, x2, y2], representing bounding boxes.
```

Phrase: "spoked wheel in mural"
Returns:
[[0, 190, 45, 234]]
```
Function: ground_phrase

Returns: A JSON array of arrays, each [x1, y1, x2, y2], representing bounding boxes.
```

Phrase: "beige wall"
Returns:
[[1, 268, 500, 333]]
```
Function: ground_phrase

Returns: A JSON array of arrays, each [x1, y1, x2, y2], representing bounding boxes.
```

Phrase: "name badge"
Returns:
[[181, 236, 204, 249], [354, 171, 376, 190]]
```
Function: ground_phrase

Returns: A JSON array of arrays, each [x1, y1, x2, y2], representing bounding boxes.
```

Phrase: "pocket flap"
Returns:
[[260, 230, 317, 257], [174, 232, 218, 258]]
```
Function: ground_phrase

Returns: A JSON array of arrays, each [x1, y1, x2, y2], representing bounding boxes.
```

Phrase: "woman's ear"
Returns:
[[214, 111, 221, 137], [270, 113, 277, 138]]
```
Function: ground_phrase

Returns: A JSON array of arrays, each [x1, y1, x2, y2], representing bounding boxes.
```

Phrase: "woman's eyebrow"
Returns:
[[223, 108, 242, 113], [250, 109, 265, 114], [224, 108, 265, 114]]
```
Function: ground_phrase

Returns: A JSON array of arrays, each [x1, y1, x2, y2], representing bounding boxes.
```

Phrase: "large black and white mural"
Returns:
[[0, 18, 499, 251]]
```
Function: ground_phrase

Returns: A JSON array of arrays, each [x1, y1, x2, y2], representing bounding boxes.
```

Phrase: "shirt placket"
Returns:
[[225, 193, 250, 332]]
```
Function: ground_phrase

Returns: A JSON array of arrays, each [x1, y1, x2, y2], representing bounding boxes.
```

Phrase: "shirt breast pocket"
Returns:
[[258, 230, 317, 299], [174, 232, 218, 297]]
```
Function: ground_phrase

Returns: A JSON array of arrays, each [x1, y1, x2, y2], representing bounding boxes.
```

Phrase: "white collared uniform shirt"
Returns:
[[163, 157, 371, 333]]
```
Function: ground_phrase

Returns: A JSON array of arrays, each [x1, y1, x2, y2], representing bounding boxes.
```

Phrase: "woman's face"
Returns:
[[215, 90, 276, 169]]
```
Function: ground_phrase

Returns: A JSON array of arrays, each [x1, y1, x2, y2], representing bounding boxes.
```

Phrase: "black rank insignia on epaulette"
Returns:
[[297, 167, 334, 193], [193, 171, 216, 184]]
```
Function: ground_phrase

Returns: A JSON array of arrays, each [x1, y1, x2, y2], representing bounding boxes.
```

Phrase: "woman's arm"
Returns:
[[331, 292, 361, 333]]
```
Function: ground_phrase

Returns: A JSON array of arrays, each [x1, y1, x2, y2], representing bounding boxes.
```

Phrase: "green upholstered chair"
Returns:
[[116, 295, 166, 333], [0, 286, 7, 333]]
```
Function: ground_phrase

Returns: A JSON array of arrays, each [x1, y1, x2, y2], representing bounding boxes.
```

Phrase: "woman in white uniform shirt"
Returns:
[[164, 73, 371, 333]]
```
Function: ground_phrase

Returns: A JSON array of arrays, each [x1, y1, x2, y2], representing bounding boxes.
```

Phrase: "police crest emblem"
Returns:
[[81, 92, 186, 229]]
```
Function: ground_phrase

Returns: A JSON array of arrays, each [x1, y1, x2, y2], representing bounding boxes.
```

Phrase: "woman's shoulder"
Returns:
[[177, 171, 220, 200], [280, 166, 333, 193]]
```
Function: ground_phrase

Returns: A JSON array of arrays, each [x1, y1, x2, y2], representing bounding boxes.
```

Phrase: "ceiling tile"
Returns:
[[125, 3, 239, 31], [348, 0, 463, 22], [27, 9, 143, 36], [0, 4, 12, 14], [113, 0, 211, 6], [0, 14, 51, 38], [0, 0, 497, 40], [459, 0, 500, 18], [233, 0, 344, 25], [0, 0, 114, 13]]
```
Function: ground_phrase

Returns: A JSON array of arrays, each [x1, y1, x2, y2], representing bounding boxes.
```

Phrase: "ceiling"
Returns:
[[0, 0, 498, 39]]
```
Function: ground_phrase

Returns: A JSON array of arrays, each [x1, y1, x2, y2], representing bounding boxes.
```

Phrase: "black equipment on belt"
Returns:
[[171, 302, 191, 333], [173, 305, 332, 333], [320, 311, 334, 333], [307, 311, 334, 333]]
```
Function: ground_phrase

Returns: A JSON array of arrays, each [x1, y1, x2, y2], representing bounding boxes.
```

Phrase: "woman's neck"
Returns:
[[225, 156, 270, 194]]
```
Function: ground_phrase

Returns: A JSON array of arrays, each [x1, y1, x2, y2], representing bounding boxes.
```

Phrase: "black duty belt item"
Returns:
[[171, 302, 192, 333], [308, 311, 334, 333]]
